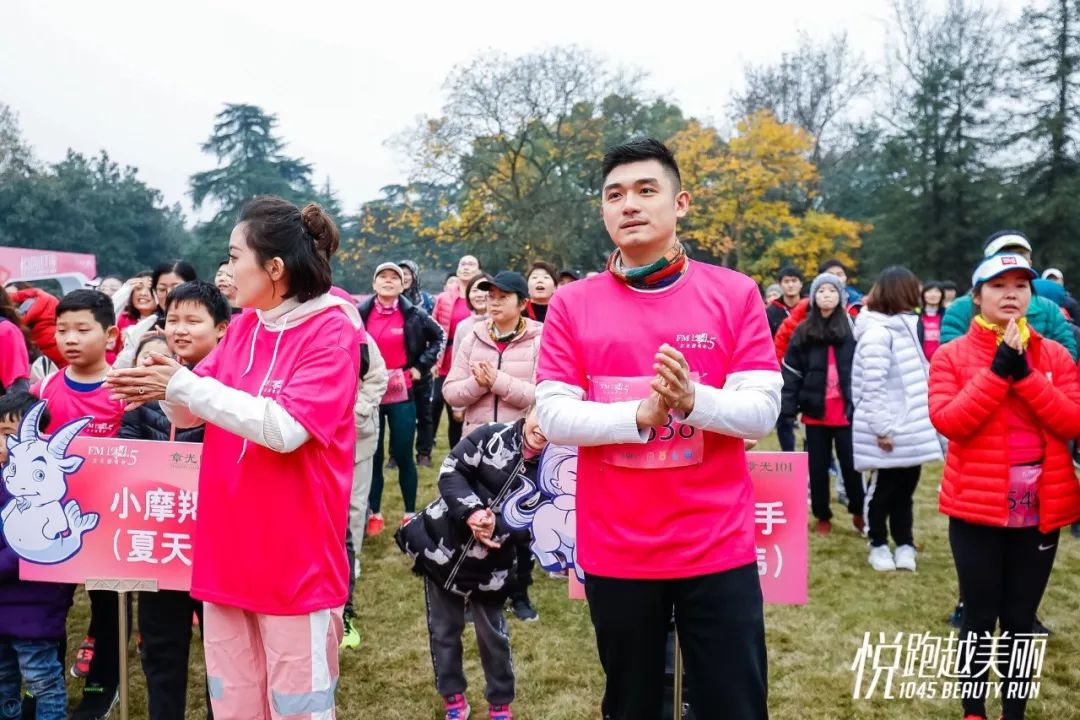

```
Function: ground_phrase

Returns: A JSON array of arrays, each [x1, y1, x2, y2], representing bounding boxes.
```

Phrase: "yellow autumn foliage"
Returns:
[[669, 111, 866, 284]]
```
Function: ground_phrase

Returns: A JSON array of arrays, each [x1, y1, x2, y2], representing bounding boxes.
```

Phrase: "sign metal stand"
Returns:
[[673, 630, 684, 718], [85, 578, 158, 720]]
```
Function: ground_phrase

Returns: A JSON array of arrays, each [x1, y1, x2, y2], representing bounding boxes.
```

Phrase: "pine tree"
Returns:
[[1012, 0, 1080, 273], [188, 104, 315, 273]]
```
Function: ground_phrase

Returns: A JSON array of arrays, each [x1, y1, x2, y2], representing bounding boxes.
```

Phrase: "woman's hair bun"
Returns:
[[300, 203, 340, 260]]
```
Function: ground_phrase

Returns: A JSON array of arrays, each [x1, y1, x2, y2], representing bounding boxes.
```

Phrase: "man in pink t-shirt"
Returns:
[[536, 139, 782, 720]]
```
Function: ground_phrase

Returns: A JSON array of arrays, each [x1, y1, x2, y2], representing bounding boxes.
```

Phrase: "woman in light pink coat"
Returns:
[[442, 271, 542, 437]]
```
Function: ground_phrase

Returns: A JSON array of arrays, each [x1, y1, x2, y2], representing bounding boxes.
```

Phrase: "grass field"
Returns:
[[61, 433, 1080, 719]]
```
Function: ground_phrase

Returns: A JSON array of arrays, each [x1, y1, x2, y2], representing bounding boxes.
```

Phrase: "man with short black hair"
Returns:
[[537, 137, 779, 720], [766, 266, 803, 337], [767, 268, 804, 452]]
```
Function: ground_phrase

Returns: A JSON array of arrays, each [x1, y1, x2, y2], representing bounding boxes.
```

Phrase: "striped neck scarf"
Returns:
[[607, 240, 688, 290], [489, 316, 526, 344]]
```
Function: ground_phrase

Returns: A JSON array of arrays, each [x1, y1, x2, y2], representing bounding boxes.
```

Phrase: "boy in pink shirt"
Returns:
[[536, 139, 782, 720], [108, 199, 361, 720], [30, 289, 127, 719]]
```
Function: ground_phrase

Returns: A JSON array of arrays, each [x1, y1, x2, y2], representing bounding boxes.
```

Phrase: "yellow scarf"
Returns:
[[974, 315, 1031, 351]]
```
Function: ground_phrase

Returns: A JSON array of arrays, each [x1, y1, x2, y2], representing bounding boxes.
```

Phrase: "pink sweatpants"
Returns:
[[203, 602, 344, 720]]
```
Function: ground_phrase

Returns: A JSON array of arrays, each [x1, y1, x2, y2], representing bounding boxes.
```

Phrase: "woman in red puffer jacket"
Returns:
[[929, 253, 1080, 720]]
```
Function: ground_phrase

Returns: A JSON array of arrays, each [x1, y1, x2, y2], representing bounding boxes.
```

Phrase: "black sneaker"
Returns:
[[20, 690, 35, 720], [417, 454, 432, 468], [386, 456, 398, 470], [511, 595, 539, 622], [947, 601, 963, 629], [1033, 617, 1052, 635], [71, 684, 119, 720]]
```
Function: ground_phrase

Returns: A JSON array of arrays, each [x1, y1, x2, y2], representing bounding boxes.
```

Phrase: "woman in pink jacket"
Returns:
[[442, 270, 544, 622], [442, 271, 542, 437]]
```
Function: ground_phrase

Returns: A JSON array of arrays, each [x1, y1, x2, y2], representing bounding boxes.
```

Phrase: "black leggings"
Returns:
[[413, 374, 435, 457], [949, 517, 1059, 720], [804, 424, 864, 521], [432, 376, 463, 451]]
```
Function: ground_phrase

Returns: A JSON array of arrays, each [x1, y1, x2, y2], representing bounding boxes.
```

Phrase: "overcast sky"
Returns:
[[3, 0, 1023, 222]]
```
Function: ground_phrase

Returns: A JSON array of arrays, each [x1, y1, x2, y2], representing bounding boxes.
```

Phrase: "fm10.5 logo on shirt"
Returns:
[[674, 331, 717, 351]]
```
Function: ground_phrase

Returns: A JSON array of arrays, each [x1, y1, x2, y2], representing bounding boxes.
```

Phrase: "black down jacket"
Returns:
[[780, 331, 856, 422], [119, 401, 205, 444], [395, 419, 538, 600]]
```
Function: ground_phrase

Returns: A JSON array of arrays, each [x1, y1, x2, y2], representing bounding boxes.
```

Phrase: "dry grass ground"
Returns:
[[61, 434, 1080, 719]]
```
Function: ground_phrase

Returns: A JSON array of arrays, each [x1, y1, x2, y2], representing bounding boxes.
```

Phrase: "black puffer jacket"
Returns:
[[781, 330, 856, 421], [119, 401, 205, 444], [358, 295, 445, 375], [395, 420, 537, 599]]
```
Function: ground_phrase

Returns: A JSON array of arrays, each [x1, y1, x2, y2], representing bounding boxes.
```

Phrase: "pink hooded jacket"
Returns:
[[441, 317, 542, 436]]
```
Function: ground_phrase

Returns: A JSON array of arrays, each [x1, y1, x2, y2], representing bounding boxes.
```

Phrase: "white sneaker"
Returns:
[[894, 544, 917, 572], [869, 544, 896, 572]]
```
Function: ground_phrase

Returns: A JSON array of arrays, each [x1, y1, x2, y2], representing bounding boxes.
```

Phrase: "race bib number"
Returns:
[[1007, 464, 1041, 528], [381, 368, 410, 405], [589, 375, 703, 469]]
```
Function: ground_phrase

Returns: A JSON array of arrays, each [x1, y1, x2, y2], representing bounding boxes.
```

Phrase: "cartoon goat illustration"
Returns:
[[1, 401, 99, 564], [504, 444, 581, 581]]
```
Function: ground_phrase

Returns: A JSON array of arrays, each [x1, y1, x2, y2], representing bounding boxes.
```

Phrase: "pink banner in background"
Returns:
[[0, 247, 97, 283], [751, 451, 809, 605], [19, 437, 201, 591], [566, 451, 809, 604]]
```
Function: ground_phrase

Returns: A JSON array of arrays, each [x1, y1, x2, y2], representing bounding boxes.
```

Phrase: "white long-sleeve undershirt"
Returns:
[[536, 369, 782, 447], [161, 366, 311, 453]]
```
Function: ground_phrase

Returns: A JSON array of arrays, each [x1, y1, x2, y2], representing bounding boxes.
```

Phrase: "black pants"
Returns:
[[424, 578, 514, 704], [138, 591, 212, 720], [586, 563, 767, 720], [775, 416, 796, 453], [506, 534, 534, 600], [804, 425, 864, 521], [345, 525, 358, 617], [432, 376, 463, 451], [413, 374, 435, 457], [949, 518, 1059, 720], [865, 466, 920, 547], [85, 590, 132, 688]]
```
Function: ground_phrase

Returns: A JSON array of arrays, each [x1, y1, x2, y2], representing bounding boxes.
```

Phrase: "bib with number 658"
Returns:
[[589, 375, 704, 469]]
